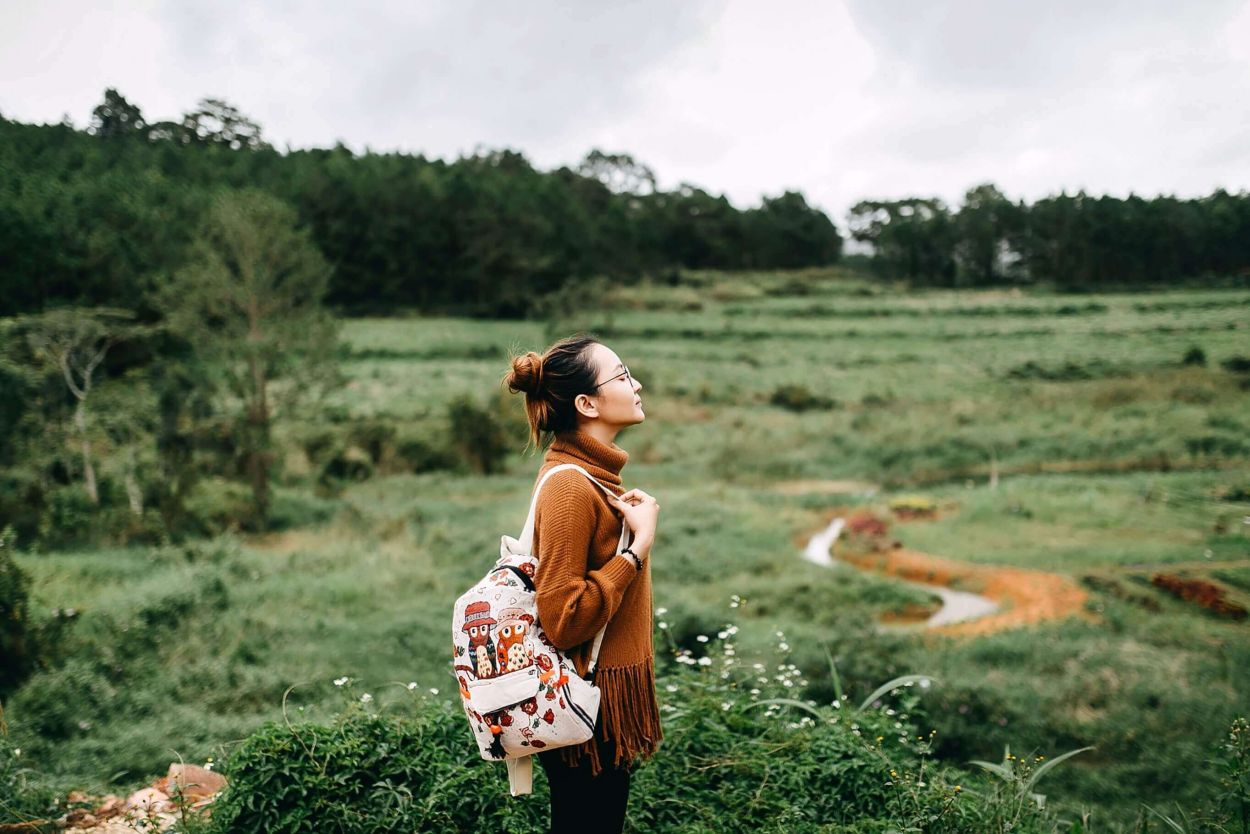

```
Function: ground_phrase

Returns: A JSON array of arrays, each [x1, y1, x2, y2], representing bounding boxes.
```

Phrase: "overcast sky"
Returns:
[[3, 0, 1249, 224]]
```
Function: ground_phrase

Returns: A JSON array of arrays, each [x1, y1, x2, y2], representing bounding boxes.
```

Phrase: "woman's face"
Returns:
[[584, 342, 644, 428]]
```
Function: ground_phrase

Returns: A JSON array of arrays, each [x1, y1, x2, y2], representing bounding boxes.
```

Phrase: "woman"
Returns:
[[504, 334, 662, 834]]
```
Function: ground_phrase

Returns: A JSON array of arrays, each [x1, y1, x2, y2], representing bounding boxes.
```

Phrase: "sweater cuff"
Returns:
[[598, 551, 639, 590]]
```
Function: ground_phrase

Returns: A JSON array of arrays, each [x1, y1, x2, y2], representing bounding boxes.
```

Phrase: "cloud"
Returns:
[[2, 0, 1248, 227], [155, 0, 721, 156], [824, 0, 1250, 217]]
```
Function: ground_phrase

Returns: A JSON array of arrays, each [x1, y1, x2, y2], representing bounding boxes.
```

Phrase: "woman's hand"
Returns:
[[611, 488, 660, 557]]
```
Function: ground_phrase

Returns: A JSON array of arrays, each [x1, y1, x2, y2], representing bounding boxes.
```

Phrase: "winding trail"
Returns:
[[803, 515, 1090, 636]]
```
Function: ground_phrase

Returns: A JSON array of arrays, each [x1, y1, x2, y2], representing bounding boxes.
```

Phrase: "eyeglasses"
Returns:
[[593, 365, 633, 390]]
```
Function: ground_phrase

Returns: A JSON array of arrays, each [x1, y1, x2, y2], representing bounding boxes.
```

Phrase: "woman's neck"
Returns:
[[579, 421, 620, 448]]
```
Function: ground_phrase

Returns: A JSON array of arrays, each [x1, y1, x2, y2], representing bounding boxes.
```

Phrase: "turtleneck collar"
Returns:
[[546, 431, 628, 486]]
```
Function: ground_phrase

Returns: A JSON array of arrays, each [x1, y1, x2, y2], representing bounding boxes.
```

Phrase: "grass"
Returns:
[[6, 269, 1250, 830]]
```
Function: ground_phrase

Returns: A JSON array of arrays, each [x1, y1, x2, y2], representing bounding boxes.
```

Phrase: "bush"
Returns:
[[208, 697, 542, 834], [7, 658, 119, 741], [768, 384, 837, 412], [1221, 355, 1250, 373], [0, 525, 34, 700], [1182, 346, 1206, 366], [205, 630, 1086, 833], [446, 396, 510, 475], [182, 477, 255, 537], [0, 733, 59, 826], [36, 486, 97, 550]]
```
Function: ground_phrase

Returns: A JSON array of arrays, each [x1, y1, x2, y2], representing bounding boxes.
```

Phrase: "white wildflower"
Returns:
[[360, 693, 373, 704], [334, 676, 350, 687], [429, 688, 439, 695], [697, 657, 712, 667], [407, 682, 419, 691]]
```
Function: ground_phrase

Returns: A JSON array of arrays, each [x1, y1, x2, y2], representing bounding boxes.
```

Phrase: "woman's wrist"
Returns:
[[629, 534, 654, 558]]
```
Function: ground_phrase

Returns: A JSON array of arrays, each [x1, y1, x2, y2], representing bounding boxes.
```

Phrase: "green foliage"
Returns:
[[446, 395, 510, 475], [204, 637, 1089, 834], [1182, 346, 1207, 366], [1221, 355, 1250, 373], [154, 187, 343, 530], [0, 525, 34, 699], [207, 697, 542, 834], [0, 733, 59, 827], [1, 95, 843, 322], [1211, 716, 1250, 834], [768, 384, 838, 412]]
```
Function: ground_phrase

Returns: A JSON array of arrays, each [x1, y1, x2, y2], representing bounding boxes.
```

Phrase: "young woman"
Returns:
[[504, 334, 662, 834]]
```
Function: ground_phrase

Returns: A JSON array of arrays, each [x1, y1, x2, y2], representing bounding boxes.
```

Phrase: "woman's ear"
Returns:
[[574, 392, 599, 419]]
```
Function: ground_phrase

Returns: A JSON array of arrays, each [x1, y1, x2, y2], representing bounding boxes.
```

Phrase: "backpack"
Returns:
[[450, 463, 629, 796]]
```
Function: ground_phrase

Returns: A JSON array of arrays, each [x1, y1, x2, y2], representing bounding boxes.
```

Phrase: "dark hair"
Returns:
[[504, 334, 600, 447]]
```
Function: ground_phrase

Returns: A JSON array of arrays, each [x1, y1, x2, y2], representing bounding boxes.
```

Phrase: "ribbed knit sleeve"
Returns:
[[532, 468, 637, 651]]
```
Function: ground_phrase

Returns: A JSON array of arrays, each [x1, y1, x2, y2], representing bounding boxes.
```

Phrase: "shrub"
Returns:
[[0, 525, 34, 700], [1221, 355, 1250, 373], [1004, 359, 1128, 381], [6, 658, 119, 741], [205, 628, 1088, 833], [207, 696, 544, 834], [768, 384, 837, 412], [182, 477, 255, 537], [1182, 346, 1207, 366], [392, 434, 459, 474], [0, 733, 59, 827], [446, 396, 509, 475], [36, 486, 97, 550]]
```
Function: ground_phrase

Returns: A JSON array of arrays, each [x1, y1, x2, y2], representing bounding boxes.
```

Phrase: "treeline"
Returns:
[[0, 89, 842, 319], [850, 184, 1250, 288]]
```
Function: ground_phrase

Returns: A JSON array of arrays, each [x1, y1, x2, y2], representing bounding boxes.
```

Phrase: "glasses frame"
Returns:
[[592, 365, 632, 391]]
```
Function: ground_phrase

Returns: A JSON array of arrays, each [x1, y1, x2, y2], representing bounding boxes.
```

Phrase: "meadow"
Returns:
[[5, 268, 1249, 831]]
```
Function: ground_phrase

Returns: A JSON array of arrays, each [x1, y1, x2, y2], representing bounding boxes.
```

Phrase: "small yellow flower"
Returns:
[[955, 785, 962, 792]]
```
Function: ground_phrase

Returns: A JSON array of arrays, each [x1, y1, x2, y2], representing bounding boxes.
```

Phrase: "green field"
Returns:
[[7, 269, 1250, 829]]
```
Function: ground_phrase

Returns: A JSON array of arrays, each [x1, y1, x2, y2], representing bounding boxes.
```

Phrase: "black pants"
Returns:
[[537, 735, 631, 834]]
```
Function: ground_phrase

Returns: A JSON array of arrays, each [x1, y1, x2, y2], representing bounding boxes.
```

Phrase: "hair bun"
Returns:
[[507, 351, 545, 395]]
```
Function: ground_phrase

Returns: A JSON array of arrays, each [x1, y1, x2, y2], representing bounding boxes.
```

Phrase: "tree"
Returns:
[[953, 184, 1025, 286], [744, 191, 842, 268], [848, 198, 956, 284], [89, 88, 146, 138], [155, 189, 342, 529], [178, 98, 268, 150], [22, 307, 139, 506], [577, 150, 657, 195]]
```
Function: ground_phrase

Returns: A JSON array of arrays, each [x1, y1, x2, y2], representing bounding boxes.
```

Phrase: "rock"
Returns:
[[64, 809, 98, 828], [124, 787, 170, 814], [95, 795, 124, 818], [165, 763, 227, 800]]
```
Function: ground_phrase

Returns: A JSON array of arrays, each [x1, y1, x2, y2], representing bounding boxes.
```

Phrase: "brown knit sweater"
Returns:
[[532, 431, 662, 774]]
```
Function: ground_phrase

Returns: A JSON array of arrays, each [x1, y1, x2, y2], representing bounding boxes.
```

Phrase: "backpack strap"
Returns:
[[506, 756, 533, 796], [516, 462, 631, 681]]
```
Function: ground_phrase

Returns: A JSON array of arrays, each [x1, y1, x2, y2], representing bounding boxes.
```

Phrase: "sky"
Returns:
[[3, 0, 1249, 225]]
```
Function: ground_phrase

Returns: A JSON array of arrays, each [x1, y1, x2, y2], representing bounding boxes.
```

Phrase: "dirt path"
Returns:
[[835, 546, 1091, 637]]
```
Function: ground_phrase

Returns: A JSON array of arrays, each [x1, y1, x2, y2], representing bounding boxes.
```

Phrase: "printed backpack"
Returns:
[[450, 463, 628, 796]]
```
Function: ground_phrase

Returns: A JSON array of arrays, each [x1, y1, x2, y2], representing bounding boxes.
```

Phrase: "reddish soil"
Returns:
[[837, 546, 1092, 637]]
